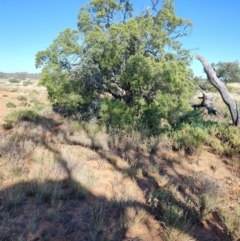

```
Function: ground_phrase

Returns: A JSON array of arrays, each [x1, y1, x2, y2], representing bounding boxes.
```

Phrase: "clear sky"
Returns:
[[0, 0, 239, 77]]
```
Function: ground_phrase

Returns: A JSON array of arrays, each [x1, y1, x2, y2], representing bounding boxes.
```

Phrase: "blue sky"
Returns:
[[0, 0, 239, 77]]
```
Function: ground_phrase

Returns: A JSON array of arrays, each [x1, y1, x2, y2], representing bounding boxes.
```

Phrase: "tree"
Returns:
[[212, 61, 240, 83], [0, 72, 7, 79], [36, 0, 194, 128]]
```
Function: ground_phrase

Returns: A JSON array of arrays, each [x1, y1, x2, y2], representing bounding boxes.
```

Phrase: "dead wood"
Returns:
[[192, 87, 217, 115], [195, 54, 239, 126]]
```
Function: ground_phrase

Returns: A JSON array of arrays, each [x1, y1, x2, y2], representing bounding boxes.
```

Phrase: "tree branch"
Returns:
[[192, 87, 217, 115], [195, 54, 239, 126]]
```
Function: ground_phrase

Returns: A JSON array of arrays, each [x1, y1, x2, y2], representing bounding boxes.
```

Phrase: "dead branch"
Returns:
[[192, 87, 217, 115], [195, 54, 239, 126]]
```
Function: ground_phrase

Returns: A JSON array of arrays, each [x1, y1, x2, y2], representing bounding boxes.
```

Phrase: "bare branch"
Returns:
[[195, 54, 239, 126]]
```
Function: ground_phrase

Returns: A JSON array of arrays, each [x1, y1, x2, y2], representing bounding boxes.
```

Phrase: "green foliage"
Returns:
[[4, 109, 40, 126], [6, 102, 16, 108], [173, 111, 240, 158], [171, 123, 208, 154], [36, 0, 194, 128], [193, 76, 217, 92], [8, 78, 20, 83], [212, 124, 240, 158], [219, 206, 240, 240], [212, 61, 240, 83], [100, 99, 136, 127], [30, 98, 45, 109]]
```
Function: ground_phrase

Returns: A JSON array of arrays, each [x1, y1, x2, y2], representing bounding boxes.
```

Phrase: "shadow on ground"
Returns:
[[0, 114, 231, 241]]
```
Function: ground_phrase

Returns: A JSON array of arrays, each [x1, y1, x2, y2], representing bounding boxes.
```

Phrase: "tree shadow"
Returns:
[[0, 115, 231, 241]]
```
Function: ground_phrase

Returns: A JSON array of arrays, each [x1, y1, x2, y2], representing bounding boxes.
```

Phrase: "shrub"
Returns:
[[171, 124, 208, 155], [8, 78, 20, 83], [17, 95, 27, 101], [207, 123, 240, 159], [4, 109, 40, 126], [19, 101, 29, 107], [6, 102, 16, 108], [23, 81, 32, 86]]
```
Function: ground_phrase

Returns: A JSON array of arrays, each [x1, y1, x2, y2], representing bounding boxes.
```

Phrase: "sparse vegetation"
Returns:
[[23, 81, 32, 86], [1, 1, 240, 240], [17, 95, 27, 101], [0, 97, 240, 240], [6, 101, 16, 108]]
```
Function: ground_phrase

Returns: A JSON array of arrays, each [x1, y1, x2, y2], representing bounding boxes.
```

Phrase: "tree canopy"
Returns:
[[36, 0, 194, 128], [212, 61, 240, 83]]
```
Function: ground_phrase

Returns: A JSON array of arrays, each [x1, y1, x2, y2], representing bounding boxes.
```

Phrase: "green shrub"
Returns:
[[99, 99, 136, 127], [6, 102, 16, 108], [31, 99, 45, 111], [171, 124, 208, 155], [208, 124, 240, 158], [8, 78, 20, 83], [4, 109, 40, 125]]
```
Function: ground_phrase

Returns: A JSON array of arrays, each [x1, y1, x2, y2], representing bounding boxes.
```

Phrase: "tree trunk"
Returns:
[[195, 54, 239, 126]]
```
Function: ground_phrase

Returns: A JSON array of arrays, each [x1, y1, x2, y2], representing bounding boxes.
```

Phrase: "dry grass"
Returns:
[[0, 83, 240, 240]]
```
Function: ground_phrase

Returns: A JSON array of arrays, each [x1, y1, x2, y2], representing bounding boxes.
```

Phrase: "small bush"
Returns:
[[17, 95, 27, 101], [19, 101, 30, 107], [171, 124, 208, 155], [6, 102, 16, 108], [219, 206, 240, 240], [30, 98, 45, 110], [4, 109, 40, 126], [8, 78, 20, 83], [23, 81, 32, 86], [207, 123, 240, 160]]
